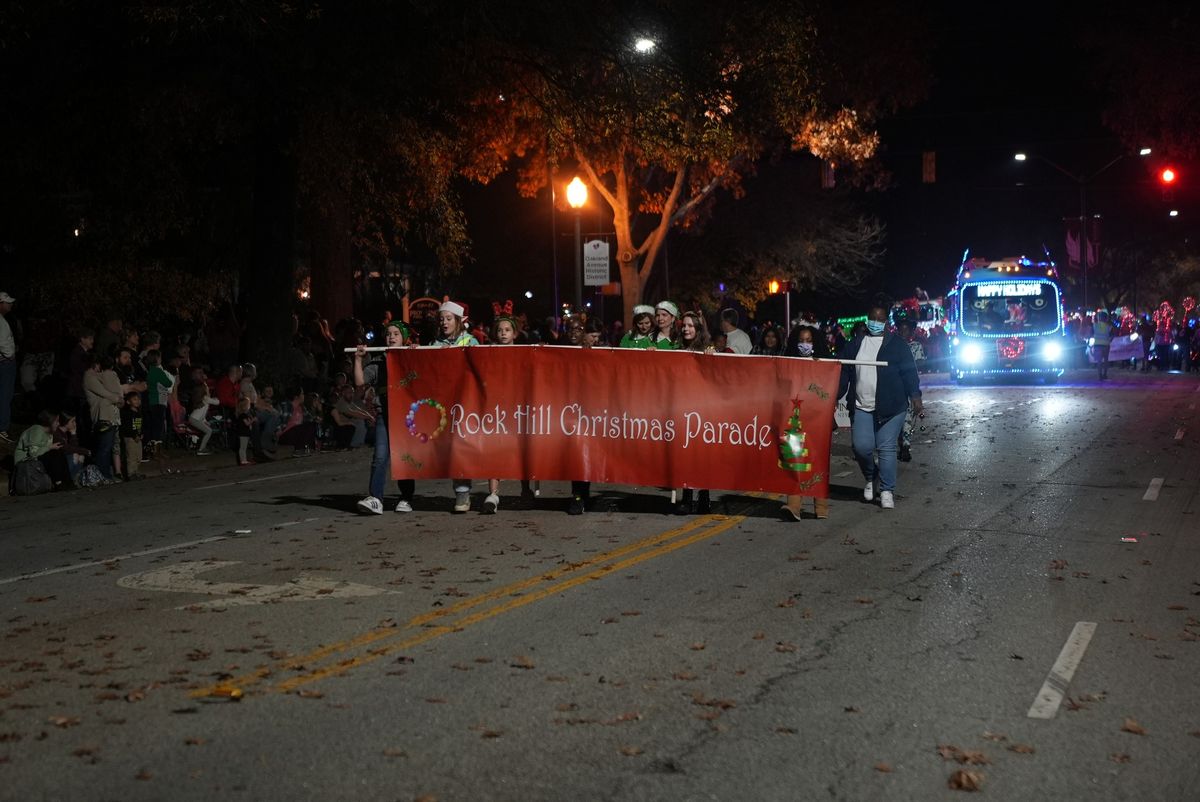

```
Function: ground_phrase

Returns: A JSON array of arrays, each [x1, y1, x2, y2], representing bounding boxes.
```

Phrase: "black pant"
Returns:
[[39, 450, 73, 488]]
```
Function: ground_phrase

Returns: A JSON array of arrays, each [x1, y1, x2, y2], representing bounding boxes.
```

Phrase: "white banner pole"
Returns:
[[343, 345, 886, 366]]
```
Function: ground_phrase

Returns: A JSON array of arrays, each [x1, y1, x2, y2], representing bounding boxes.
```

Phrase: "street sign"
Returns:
[[583, 239, 610, 286]]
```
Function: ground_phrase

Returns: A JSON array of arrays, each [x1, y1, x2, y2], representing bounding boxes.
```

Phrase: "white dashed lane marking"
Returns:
[[1028, 622, 1098, 720], [193, 469, 317, 491], [1143, 478, 1164, 501]]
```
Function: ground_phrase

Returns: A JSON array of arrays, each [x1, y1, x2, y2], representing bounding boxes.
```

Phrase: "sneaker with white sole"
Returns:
[[483, 493, 500, 514], [880, 491, 895, 509], [453, 491, 471, 513], [863, 481, 875, 503], [394, 499, 413, 513], [357, 496, 384, 515]]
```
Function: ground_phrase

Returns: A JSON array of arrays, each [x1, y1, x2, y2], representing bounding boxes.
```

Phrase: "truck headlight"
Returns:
[[961, 343, 983, 365]]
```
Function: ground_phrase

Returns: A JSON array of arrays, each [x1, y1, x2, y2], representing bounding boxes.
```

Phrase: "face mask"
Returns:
[[866, 320, 886, 335], [796, 343, 814, 356]]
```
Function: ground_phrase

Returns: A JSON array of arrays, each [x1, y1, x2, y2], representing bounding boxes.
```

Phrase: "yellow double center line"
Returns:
[[192, 511, 747, 697]]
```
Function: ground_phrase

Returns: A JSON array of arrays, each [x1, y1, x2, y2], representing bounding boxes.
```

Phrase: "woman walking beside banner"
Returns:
[[837, 304, 923, 511]]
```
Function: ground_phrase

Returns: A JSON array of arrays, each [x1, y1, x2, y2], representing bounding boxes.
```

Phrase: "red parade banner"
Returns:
[[387, 346, 840, 496]]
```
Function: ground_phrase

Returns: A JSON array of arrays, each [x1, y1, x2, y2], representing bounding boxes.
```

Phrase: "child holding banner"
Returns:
[[483, 316, 538, 513], [354, 321, 416, 515], [435, 301, 479, 513], [782, 327, 831, 520], [675, 311, 714, 514]]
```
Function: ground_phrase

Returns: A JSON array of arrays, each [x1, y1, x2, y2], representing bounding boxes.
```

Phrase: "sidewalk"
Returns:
[[1, 435, 334, 497]]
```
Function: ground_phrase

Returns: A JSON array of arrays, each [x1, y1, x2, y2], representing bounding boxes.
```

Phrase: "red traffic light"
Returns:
[[1160, 167, 1177, 184]]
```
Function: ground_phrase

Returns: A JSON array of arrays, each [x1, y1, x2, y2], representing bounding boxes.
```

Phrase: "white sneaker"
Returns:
[[453, 491, 471, 513], [863, 481, 875, 503], [880, 491, 895, 509], [483, 493, 500, 514], [357, 496, 384, 515], [394, 500, 413, 513]]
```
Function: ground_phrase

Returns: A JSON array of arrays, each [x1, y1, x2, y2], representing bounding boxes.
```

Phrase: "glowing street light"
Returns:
[[567, 177, 588, 310], [634, 37, 656, 53]]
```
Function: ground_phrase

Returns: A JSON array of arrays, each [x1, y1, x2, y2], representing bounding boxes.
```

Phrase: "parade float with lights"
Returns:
[[944, 252, 1068, 383]]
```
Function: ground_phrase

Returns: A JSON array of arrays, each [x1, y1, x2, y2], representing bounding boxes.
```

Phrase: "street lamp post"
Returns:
[[1015, 149, 1149, 310], [566, 176, 588, 312]]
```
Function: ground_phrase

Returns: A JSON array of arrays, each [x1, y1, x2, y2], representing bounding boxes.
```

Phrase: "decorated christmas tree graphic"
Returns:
[[777, 396, 811, 473]]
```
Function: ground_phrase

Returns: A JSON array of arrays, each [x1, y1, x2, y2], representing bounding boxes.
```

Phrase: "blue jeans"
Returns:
[[851, 409, 906, 492], [0, 359, 15, 433], [369, 415, 414, 501], [94, 424, 117, 479]]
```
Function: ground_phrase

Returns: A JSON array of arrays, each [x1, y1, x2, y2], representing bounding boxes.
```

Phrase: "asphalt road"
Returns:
[[2, 368, 1198, 801]]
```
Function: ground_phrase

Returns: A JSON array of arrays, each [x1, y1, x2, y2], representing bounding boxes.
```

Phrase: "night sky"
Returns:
[[458, 5, 1190, 320]]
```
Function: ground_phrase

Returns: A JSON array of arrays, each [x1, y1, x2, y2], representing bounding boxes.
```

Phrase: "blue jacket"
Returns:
[[838, 333, 922, 420]]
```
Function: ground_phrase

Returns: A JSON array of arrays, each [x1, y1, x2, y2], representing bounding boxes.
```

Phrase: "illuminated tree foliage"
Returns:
[[454, 0, 928, 322]]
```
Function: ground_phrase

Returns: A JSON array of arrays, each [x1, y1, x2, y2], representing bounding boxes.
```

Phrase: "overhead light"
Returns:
[[1139, 147, 1152, 156], [1169, 210, 1179, 217], [634, 37, 656, 53], [1014, 153, 1027, 161]]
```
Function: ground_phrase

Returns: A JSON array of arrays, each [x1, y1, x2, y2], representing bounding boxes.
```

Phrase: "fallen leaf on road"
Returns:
[[844, 706, 861, 714], [48, 716, 80, 728], [1007, 743, 1035, 754], [134, 769, 152, 781], [480, 730, 503, 739], [381, 748, 407, 757], [605, 711, 641, 724], [874, 762, 892, 773], [510, 656, 536, 670], [948, 770, 983, 791], [775, 642, 798, 653], [1121, 718, 1147, 735], [1048, 560, 1068, 571], [955, 750, 990, 765], [619, 745, 643, 756], [689, 642, 706, 651], [981, 731, 1007, 742], [1167, 605, 1188, 611], [295, 690, 324, 699], [854, 597, 874, 605], [775, 727, 796, 735], [184, 738, 206, 746], [751, 632, 765, 640], [691, 692, 736, 709], [24, 596, 56, 603], [776, 597, 797, 608], [425, 697, 448, 704], [1110, 753, 1132, 763], [673, 672, 697, 681], [555, 703, 578, 712]]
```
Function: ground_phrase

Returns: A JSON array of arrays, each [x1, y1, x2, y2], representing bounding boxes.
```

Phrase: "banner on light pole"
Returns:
[[583, 239, 610, 286]]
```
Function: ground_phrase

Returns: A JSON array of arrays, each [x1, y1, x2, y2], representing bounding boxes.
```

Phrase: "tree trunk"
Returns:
[[308, 202, 354, 325], [242, 119, 297, 387]]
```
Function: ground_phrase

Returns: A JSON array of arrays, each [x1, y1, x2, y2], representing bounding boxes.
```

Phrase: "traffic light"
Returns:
[[1159, 166, 1178, 202]]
